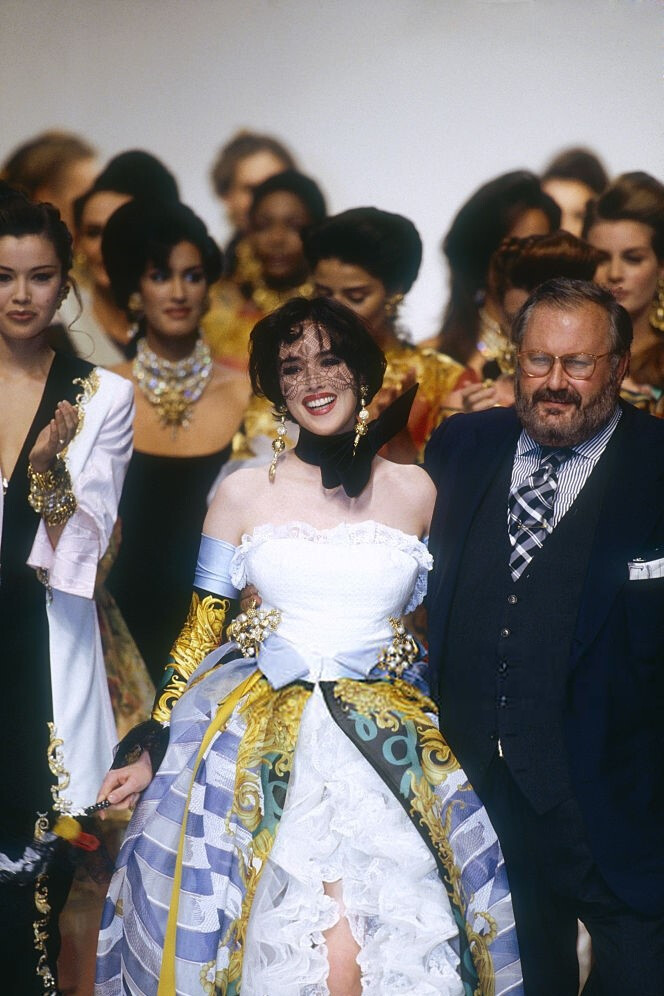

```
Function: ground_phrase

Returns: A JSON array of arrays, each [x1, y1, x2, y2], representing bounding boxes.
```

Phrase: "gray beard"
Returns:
[[514, 368, 621, 447]]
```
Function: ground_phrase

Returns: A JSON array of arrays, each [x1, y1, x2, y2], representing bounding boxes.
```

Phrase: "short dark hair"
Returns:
[[102, 199, 222, 312], [542, 147, 608, 196], [511, 277, 633, 356], [210, 131, 296, 197], [0, 181, 73, 277], [73, 149, 179, 230], [249, 296, 386, 408], [249, 169, 327, 227], [305, 207, 422, 295], [583, 172, 664, 260]]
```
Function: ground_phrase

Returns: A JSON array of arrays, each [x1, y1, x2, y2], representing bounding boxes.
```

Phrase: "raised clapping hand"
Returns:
[[28, 400, 79, 472], [96, 751, 153, 818]]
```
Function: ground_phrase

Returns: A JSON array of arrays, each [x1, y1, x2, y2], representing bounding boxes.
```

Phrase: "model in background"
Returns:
[[102, 199, 250, 683], [0, 185, 133, 994], [63, 150, 180, 365], [541, 147, 608, 238], [1, 130, 98, 235], [585, 171, 664, 415], [210, 129, 297, 276], [423, 171, 560, 374], [204, 168, 326, 371], [307, 207, 470, 461]]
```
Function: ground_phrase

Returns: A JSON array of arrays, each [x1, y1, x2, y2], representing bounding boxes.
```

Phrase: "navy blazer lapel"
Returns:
[[427, 410, 521, 642], [570, 405, 664, 667]]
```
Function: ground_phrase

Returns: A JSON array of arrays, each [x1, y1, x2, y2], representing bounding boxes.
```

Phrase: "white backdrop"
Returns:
[[1, 0, 662, 339]]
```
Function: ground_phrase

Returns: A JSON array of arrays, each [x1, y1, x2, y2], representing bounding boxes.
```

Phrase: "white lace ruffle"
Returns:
[[241, 690, 463, 996], [230, 520, 432, 614]]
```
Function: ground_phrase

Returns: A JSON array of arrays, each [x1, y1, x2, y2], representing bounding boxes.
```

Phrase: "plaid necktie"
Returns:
[[508, 447, 572, 581]]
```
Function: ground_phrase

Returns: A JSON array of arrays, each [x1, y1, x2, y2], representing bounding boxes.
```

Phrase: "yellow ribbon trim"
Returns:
[[157, 669, 263, 995]]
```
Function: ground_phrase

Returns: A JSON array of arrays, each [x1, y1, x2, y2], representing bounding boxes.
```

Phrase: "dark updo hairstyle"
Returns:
[[249, 169, 327, 227], [583, 171, 664, 260], [102, 199, 222, 312], [0, 181, 73, 279], [249, 296, 386, 409], [305, 207, 422, 295], [488, 231, 604, 305], [439, 170, 561, 363], [541, 147, 608, 196], [73, 149, 179, 230]]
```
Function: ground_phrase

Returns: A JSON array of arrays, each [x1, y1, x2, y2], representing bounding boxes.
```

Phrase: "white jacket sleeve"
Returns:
[[27, 372, 135, 599]]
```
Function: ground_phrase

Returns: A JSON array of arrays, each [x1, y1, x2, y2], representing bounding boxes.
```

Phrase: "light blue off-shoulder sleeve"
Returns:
[[193, 534, 240, 598]]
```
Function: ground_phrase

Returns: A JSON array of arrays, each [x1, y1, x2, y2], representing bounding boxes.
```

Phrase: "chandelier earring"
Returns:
[[384, 293, 404, 320], [649, 276, 664, 333], [353, 384, 370, 455], [269, 406, 288, 482]]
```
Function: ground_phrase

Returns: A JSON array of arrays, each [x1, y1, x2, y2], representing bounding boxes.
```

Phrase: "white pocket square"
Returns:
[[628, 556, 664, 580]]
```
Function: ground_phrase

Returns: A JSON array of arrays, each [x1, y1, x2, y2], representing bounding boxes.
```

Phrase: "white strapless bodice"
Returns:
[[230, 521, 431, 679]]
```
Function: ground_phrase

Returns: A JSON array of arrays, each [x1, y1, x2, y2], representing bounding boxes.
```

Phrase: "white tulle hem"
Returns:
[[241, 688, 464, 996]]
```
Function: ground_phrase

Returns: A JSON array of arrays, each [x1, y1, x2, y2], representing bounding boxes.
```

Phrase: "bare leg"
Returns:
[[323, 879, 361, 996]]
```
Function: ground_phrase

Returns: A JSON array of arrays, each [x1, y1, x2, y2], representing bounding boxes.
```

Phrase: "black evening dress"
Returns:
[[106, 446, 232, 683]]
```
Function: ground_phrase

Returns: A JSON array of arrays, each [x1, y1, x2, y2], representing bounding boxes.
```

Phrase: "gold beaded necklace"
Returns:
[[133, 336, 213, 434]]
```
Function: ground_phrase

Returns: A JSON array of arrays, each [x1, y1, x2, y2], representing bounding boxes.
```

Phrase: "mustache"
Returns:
[[531, 386, 582, 407]]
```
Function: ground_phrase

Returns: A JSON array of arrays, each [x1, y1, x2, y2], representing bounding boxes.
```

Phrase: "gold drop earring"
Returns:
[[384, 293, 404, 319], [269, 406, 288, 482], [649, 276, 664, 332], [353, 385, 370, 454]]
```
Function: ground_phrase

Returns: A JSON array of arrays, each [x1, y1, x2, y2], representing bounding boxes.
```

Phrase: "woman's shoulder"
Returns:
[[92, 365, 136, 409], [204, 464, 269, 543], [372, 459, 436, 532]]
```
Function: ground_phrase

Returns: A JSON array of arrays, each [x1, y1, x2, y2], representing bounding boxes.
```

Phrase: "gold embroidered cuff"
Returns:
[[151, 591, 230, 724], [27, 457, 77, 527]]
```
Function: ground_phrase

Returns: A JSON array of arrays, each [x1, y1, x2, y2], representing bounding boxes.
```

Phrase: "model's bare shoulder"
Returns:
[[374, 459, 437, 534], [203, 465, 265, 543]]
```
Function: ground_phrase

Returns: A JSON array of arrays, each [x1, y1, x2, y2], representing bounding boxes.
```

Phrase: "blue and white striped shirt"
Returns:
[[509, 406, 622, 528]]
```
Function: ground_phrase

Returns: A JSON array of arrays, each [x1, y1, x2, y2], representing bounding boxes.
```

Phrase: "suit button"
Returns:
[[498, 695, 508, 708], [500, 627, 510, 638], [507, 594, 518, 605], [498, 659, 508, 674]]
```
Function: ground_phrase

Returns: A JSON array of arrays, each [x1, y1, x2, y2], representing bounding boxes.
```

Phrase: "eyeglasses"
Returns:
[[517, 351, 614, 380]]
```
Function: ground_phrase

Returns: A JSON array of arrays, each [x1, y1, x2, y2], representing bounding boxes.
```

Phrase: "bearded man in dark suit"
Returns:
[[425, 278, 664, 995]]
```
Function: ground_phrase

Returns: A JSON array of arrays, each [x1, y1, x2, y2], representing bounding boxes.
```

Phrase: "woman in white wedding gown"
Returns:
[[95, 297, 522, 996]]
